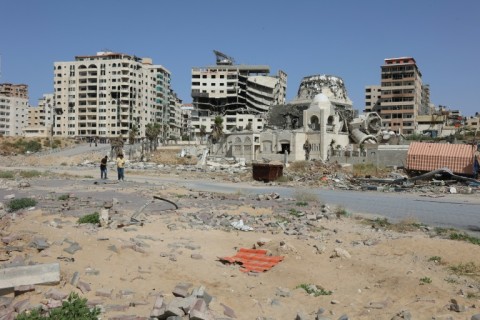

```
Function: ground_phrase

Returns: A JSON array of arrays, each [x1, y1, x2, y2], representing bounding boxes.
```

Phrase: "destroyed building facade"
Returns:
[[190, 51, 287, 135], [212, 74, 383, 162]]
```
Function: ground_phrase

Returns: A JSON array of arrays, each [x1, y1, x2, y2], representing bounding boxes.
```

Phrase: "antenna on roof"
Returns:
[[213, 50, 234, 65]]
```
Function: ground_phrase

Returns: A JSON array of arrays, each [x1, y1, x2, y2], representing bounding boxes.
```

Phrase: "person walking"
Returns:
[[100, 155, 108, 179], [116, 154, 126, 181]]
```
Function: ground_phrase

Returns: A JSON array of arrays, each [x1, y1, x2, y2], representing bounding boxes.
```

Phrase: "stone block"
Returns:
[[77, 280, 91, 293], [45, 288, 68, 300], [95, 288, 113, 298]]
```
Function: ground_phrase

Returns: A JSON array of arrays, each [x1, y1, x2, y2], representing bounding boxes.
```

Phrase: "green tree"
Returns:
[[145, 122, 161, 151], [211, 116, 224, 144]]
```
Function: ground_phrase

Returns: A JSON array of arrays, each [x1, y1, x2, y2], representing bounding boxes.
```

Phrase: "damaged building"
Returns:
[[212, 74, 384, 163], [190, 51, 287, 134]]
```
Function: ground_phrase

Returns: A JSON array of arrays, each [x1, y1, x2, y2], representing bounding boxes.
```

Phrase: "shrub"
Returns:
[[58, 194, 70, 201], [428, 256, 442, 263], [334, 205, 349, 218], [19, 170, 43, 178], [0, 171, 15, 179], [78, 212, 100, 224], [7, 198, 37, 212], [288, 208, 303, 217], [449, 232, 480, 246], [12, 139, 42, 153], [449, 262, 480, 276], [293, 189, 319, 202], [17, 292, 100, 320], [296, 283, 332, 296], [419, 277, 432, 284]]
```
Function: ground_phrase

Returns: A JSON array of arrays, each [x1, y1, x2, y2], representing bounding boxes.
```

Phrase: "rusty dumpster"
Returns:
[[252, 163, 283, 182]]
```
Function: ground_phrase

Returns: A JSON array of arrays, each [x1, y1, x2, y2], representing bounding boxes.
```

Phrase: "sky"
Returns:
[[0, 0, 479, 115]]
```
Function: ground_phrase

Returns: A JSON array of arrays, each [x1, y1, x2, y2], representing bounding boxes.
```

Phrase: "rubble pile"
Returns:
[[1, 177, 480, 319]]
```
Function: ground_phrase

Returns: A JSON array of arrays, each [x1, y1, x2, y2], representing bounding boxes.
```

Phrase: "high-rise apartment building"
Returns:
[[364, 85, 381, 112], [378, 57, 425, 134], [0, 83, 29, 136], [53, 52, 172, 140], [190, 51, 287, 136]]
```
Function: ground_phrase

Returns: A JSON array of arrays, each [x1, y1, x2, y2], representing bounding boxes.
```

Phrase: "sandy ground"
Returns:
[[1, 150, 480, 320]]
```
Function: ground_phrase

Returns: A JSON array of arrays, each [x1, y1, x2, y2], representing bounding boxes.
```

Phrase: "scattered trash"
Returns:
[[230, 219, 253, 231]]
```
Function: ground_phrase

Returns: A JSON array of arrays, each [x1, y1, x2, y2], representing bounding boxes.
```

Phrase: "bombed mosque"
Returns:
[[211, 74, 384, 163]]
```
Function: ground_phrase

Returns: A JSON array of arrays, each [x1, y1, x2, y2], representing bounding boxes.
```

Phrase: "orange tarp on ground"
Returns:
[[219, 248, 284, 273], [406, 142, 476, 175]]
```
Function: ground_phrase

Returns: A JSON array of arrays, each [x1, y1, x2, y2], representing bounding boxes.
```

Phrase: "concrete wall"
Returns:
[[329, 145, 409, 168]]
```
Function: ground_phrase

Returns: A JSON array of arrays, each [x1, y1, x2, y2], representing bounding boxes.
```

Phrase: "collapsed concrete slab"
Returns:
[[0, 263, 60, 289]]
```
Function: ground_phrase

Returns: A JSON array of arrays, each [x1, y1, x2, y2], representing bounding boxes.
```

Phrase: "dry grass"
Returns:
[[149, 148, 197, 165], [352, 163, 390, 178], [0, 137, 76, 155]]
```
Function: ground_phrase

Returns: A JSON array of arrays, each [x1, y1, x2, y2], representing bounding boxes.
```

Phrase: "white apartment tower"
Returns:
[[53, 52, 171, 140], [0, 83, 29, 136]]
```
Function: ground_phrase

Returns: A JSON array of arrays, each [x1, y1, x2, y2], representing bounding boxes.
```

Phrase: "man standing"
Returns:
[[116, 154, 125, 181], [100, 156, 108, 179]]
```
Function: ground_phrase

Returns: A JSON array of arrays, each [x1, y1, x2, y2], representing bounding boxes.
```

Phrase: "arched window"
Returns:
[[310, 115, 320, 130], [327, 115, 334, 125]]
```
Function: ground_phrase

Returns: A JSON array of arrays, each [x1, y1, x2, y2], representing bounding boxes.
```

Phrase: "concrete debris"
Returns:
[[230, 219, 253, 231]]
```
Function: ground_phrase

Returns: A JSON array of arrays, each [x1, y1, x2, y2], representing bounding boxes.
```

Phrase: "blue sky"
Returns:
[[1, 0, 479, 115]]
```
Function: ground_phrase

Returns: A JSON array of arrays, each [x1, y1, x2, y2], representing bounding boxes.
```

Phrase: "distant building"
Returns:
[[364, 85, 381, 112], [53, 52, 173, 140], [466, 113, 480, 131], [0, 83, 29, 136], [190, 51, 287, 139], [0, 83, 28, 99], [23, 93, 54, 137], [377, 57, 426, 135]]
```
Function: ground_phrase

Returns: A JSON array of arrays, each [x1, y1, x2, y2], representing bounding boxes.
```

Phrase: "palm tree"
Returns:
[[211, 116, 224, 144], [145, 123, 161, 151], [128, 125, 139, 145], [199, 125, 207, 145]]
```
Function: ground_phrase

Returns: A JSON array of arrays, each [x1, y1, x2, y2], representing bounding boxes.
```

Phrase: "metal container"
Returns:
[[252, 163, 284, 182]]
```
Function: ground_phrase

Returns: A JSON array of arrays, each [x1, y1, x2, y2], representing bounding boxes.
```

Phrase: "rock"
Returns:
[[45, 288, 68, 300], [331, 247, 351, 259], [63, 242, 81, 254], [471, 314, 480, 320], [391, 310, 412, 320], [448, 298, 466, 312], [30, 237, 50, 251]]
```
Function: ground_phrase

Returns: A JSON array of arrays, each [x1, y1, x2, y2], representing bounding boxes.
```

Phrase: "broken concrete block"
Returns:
[[100, 208, 109, 227], [13, 299, 30, 313], [150, 306, 165, 318], [0, 263, 60, 289], [220, 302, 236, 318], [70, 272, 80, 286], [29, 238, 50, 251], [77, 280, 91, 294], [63, 242, 81, 255], [95, 288, 113, 298], [45, 288, 68, 300], [14, 285, 35, 296], [172, 283, 191, 298], [163, 304, 185, 318], [153, 296, 164, 309]]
